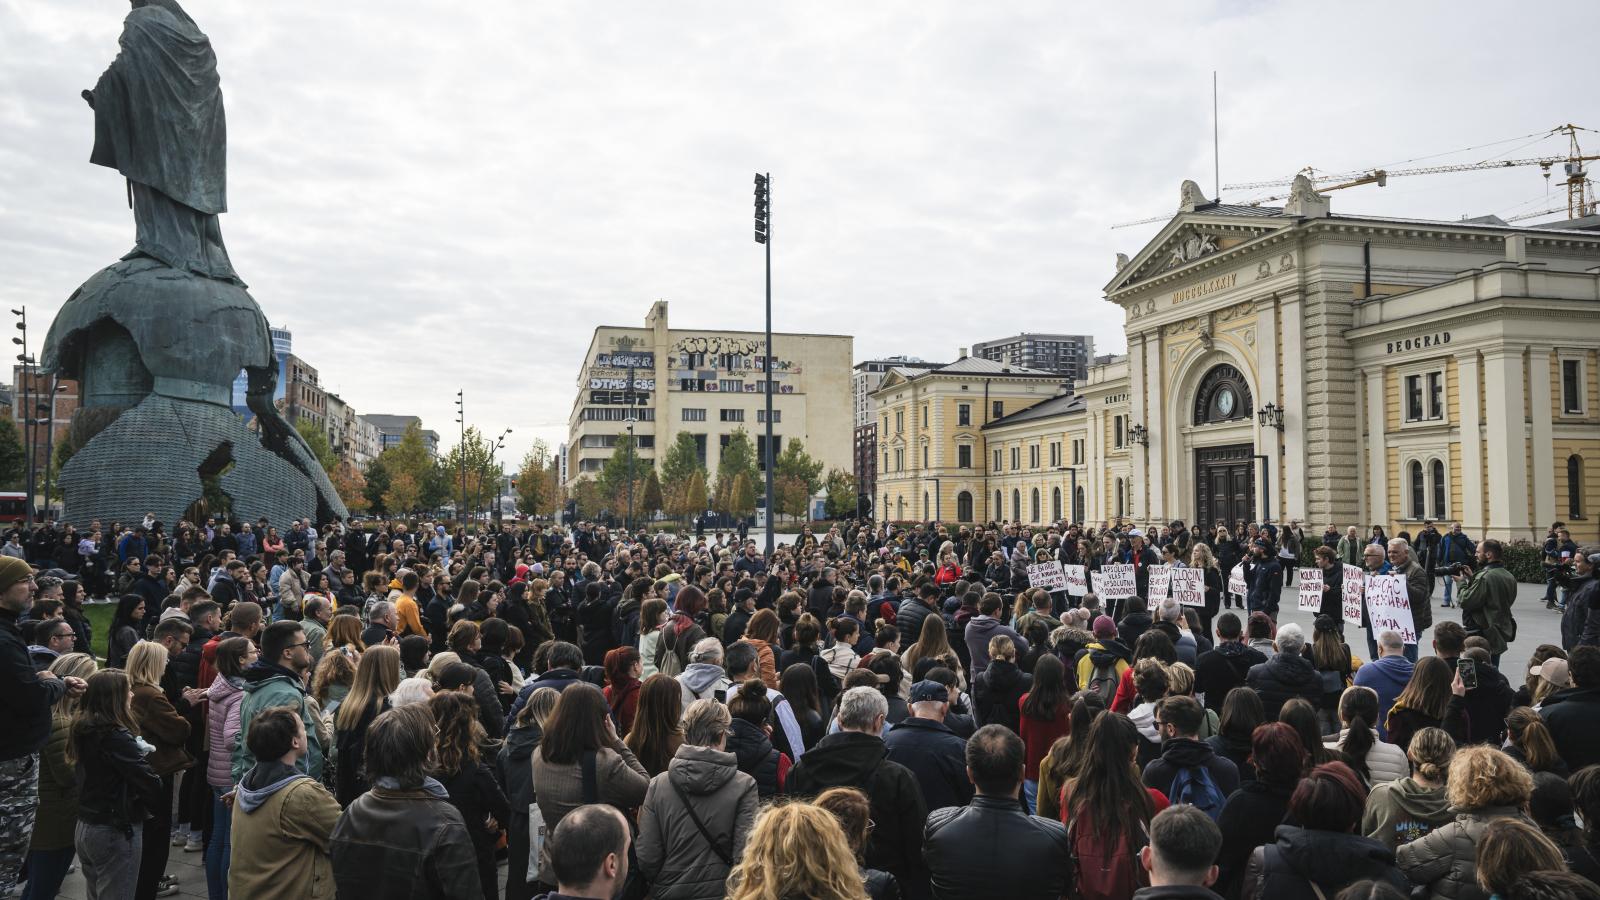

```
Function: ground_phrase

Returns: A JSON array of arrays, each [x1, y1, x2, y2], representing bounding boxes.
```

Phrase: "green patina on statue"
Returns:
[[44, 0, 347, 526]]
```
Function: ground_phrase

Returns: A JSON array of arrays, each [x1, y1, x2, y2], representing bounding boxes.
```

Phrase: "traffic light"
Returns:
[[754, 173, 769, 244]]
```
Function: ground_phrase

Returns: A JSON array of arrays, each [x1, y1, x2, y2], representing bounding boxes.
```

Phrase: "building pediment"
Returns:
[[1110, 218, 1287, 298]]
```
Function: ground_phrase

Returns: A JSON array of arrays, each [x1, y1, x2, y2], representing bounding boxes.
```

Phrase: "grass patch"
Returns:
[[85, 603, 115, 663]]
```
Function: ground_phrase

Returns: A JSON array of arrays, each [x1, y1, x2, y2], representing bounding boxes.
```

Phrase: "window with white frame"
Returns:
[[1011, 447, 1020, 471], [958, 445, 972, 469], [1403, 369, 1446, 423], [1562, 357, 1586, 415], [993, 449, 1002, 472], [1404, 455, 1449, 520], [1029, 445, 1040, 469]]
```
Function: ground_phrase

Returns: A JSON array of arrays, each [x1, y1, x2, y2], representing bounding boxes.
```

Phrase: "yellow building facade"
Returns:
[[873, 179, 1600, 542]]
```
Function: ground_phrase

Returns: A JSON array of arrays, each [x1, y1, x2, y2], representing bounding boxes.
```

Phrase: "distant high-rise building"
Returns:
[[232, 325, 294, 418], [852, 356, 944, 428], [970, 333, 1095, 389], [361, 414, 440, 456]]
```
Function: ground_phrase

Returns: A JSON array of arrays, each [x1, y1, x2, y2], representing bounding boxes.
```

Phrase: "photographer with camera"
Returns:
[[1559, 550, 1600, 650], [1455, 539, 1518, 666], [1544, 524, 1579, 611]]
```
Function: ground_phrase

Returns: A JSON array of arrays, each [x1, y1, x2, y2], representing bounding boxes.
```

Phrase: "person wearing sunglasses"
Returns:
[[231, 620, 324, 786]]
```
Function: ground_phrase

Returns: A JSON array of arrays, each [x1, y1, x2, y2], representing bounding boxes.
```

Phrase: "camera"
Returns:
[[1552, 561, 1580, 589], [1429, 562, 1469, 578]]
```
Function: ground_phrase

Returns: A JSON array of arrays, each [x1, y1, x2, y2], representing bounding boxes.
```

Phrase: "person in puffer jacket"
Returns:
[[1244, 624, 1323, 721], [1396, 745, 1536, 900], [636, 700, 759, 900], [205, 636, 256, 900], [1242, 762, 1408, 900], [725, 679, 789, 798]]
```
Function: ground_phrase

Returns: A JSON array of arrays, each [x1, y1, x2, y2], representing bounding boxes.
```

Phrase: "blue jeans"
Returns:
[[1022, 779, 1038, 814], [1442, 578, 1454, 604], [21, 846, 75, 900], [205, 787, 232, 900]]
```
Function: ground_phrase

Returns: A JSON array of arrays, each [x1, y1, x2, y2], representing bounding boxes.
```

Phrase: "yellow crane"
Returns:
[[1228, 124, 1597, 219]]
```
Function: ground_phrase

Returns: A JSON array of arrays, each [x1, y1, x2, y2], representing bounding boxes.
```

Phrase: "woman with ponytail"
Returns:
[[1503, 707, 1569, 777], [1362, 726, 1456, 850], [1327, 685, 1409, 784]]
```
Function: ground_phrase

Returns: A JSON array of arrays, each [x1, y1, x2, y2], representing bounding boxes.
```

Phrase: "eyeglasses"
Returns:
[[285, 641, 310, 650]]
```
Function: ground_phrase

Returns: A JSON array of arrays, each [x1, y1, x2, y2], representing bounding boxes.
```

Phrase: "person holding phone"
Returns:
[[1457, 540, 1519, 667]]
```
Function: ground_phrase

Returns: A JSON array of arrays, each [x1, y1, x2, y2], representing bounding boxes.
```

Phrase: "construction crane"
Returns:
[[1227, 124, 1597, 218]]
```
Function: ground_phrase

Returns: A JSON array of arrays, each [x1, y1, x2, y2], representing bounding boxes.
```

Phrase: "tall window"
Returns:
[[1114, 417, 1125, 448], [1012, 489, 1021, 522], [1427, 372, 1443, 420], [922, 445, 929, 468], [1029, 445, 1040, 469], [924, 492, 929, 519], [1051, 487, 1061, 521], [957, 491, 973, 523], [1431, 459, 1446, 519], [895, 411, 904, 433], [1072, 439, 1084, 465], [1030, 488, 1041, 523], [1074, 486, 1085, 522], [958, 404, 971, 426], [993, 449, 1002, 472], [1571, 455, 1586, 518], [1011, 447, 1020, 470], [995, 490, 1003, 518], [922, 406, 928, 428], [1564, 359, 1585, 414], [1405, 375, 1424, 422], [1409, 461, 1425, 519], [993, 400, 1004, 419], [1050, 442, 1061, 467], [957, 445, 972, 469], [1404, 372, 1445, 422], [1115, 478, 1125, 517], [894, 448, 904, 471]]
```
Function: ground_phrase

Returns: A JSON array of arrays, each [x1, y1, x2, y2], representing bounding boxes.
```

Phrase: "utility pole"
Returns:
[[455, 390, 466, 522], [12, 308, 34, 527], [754, 172, 774, 556]]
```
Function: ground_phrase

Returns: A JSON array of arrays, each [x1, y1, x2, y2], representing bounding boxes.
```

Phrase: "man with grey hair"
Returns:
[[361, 600, 397, 648], [1354, 630, 1414, 741], [806, 565, 837, 619], [1244, 621, 1322, 720], [302, 595, 331, 664], [1153, 597, 1198, 666], [679, 637, 734, 706], [1387, 537, 1433, 651], [636, 699, 757, 898], [789, 686, 928, 896]]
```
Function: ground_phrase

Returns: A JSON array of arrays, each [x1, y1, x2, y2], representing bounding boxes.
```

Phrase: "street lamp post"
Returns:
[[489, 427, 511, 523], [454, 390, 465, 522], [754, 173, 773, 555], [12, 308, 33, 527]]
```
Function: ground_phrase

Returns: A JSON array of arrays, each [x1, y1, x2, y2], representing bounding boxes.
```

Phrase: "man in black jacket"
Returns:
[[898, 583, 941, 649], [0, 556, 84, 896], [790, 686, 928, 899], [1244, 623, 1322, 721], [1135, 805, 1226, 900], [886, 681, 973, 812], [923, 725, 1071, 900], [1193, 613, 1266, 714], [1540, 645, 1600, 772], [1142, 696, 1239, 811]]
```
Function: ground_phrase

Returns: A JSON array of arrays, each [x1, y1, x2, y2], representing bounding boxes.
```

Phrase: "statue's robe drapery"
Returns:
[[89, 0, 237, 282]]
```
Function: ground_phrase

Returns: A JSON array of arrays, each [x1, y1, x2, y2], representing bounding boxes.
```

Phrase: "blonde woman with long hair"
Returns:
[[25, 653, 97, 900], [726, 802, 871, 900], [901, 612, 965, 690], [333, 644, 400, 806], [127, 640, 194, 900], [325, 614, 366, 661]]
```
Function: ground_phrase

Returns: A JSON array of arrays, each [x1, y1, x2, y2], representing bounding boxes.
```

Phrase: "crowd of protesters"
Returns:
[[1, 509, 1598, 900]]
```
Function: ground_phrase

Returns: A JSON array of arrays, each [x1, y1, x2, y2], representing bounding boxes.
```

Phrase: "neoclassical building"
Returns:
[[872, 178, 1600, 542]]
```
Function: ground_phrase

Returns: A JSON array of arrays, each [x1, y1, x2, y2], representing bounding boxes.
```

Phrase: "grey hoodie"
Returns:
[[1361, 776, 1453, 850], [236, 760, 308, 813], [964, 615, 1029, 675], [678, 663, 734, 706]]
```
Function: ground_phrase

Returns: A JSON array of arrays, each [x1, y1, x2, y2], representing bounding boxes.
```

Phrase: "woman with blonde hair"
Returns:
[[127, 640, 193, 900], [324, 614, 366, 661], [901, 611, 965, 690], [814, 787, 899, 900], [23, 653, 97, 900], [1503, 707, 1568, 777], [743, 608, 782, 689], [1397, 745, 1536, 900], [334, 644, 401, 806], [726, 802, 871, 900], [1363, 726, 1456, 850]]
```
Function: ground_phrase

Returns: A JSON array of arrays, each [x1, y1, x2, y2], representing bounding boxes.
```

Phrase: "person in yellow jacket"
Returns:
[[1075, 615, 1132, 702], [392, 569, 428, 639]]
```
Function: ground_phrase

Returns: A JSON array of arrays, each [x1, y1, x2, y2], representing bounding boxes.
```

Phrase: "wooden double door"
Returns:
[[1195, 444, 1255, 530]]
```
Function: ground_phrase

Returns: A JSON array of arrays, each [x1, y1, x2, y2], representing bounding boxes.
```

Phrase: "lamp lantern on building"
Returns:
[[1128, 423, 1149, 446], [1257, 402, 1285, 432]]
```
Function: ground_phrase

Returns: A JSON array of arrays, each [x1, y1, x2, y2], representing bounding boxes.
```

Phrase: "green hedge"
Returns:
[[1502, 541, 1550, 584]]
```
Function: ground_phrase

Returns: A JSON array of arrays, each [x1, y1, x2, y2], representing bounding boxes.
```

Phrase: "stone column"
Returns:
[[1457, 353, 1484, 532], [1144, 331, 1165, 523], [1529, 346, 1556, 529], [1254, 298, 1280, 522], [1279, 292, 1308, 521], [1365, 368, 1387, 527], [1482, 347, 1531, 539], [1129, 337, 1148, 526]]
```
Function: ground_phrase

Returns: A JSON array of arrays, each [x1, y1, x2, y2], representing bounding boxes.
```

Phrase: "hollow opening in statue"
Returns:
[[186, 441, 234, 522]]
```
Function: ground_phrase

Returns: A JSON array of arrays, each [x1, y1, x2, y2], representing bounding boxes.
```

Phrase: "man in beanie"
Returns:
[[0, 555, 86, 894], [1074, 614, 1132, 704]]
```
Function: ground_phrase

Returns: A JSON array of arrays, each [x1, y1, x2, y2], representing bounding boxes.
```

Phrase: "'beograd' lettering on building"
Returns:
[[1385, 332, 1451, 354], [1171, 271, 1238, 305]]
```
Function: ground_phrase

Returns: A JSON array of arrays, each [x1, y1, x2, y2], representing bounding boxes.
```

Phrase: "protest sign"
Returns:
[[1341, 564, 1364, 626], [1063, 564, 1089, 597], [1364, 573, 1417, 644], [1297, 569, 1323, 612], [1094, 564, 1137, 601], [1228, 564, 1247, 599], [1171, 568, 1206, 607], [1027, 561, 1067, 592], [1148, 564, 1172, 600]]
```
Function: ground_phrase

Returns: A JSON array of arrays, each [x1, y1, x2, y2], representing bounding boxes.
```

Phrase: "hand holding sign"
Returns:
[[1341, 564, 1364, 626], [1027, 561, 1067, 592], [1094, 564, 1137, 601], [1063, 565, 1089, 597], [1364, 573, 1416, 645], [1228, 564, 1247, 599], [1171, 569, 1206, 607], [1297, 569, 1323, 613], [1148, 565, 1172, 600]]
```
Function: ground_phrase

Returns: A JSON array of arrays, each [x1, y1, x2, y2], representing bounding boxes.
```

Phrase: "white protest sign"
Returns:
[[1297, 568, 1323, 612], [1364, 573, 1417, 645], [1063, 564, 1089, 597], [1171, 568, 1206, 607], [1228, 564, 1247, 599], [1147, 564, 1172, 600], [1027, 561, 1067, 592], [1094, 564, 1137, 601], [1341, 564, 1365, 626]]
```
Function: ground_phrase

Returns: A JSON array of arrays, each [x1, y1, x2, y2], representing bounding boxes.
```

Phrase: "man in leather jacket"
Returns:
[[922, 725, 1071, 900]]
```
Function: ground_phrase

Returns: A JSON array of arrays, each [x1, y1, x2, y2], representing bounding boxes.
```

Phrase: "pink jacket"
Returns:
[[206, 675, 246, 789]]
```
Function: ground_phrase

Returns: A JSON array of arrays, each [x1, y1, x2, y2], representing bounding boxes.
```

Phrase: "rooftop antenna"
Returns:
[[1213, 71, 1220, 200]]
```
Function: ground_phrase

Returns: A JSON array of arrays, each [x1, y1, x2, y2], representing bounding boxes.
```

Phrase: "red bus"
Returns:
[[0, 493, 29, 524]]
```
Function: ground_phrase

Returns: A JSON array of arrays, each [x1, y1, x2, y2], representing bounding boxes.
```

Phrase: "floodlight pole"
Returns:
[[756, 172, 774, 557]]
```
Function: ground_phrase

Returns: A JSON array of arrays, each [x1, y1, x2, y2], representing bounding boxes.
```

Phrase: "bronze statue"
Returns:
[[44, 0, 347, 526]]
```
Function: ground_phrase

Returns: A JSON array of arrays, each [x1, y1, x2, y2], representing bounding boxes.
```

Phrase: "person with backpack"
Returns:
[[653, 586, 708, 678], [1075, 615, 1131, 707], [1060, 712, 1168, 900], [1141, 696, 1238, 822], [635, 700, 758, 900], [1215, 722, 1308, 898]]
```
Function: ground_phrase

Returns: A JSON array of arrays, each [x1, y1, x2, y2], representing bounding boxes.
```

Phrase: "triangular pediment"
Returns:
[[1107, 208, 1291, 297]]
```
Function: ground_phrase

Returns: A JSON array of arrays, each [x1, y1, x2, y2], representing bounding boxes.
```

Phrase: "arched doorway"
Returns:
[[1191, 363, 1257, 529], [956, 491, 973, 523]]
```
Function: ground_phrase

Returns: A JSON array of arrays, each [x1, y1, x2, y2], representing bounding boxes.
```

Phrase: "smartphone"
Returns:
[[1457, 658, 1478, 691]]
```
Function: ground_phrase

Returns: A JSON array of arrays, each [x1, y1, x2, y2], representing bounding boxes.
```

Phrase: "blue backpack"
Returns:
[[1169, 765, 1226, 820]]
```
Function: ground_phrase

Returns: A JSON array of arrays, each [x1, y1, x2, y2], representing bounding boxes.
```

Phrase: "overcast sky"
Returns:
[[2, 0, 1595, 465]]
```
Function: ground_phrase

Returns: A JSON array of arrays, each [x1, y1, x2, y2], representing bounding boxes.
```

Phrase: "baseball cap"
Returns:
[[1093, 615, 1117, 639], [1128, 528, 1144, 538], [909, 681, 949, 704], [1531, 658, 1570, 688]]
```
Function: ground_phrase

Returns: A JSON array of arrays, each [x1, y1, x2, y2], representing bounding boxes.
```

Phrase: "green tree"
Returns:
[[440, 427, 501, 516], [384, 421, 433, 484], [659, 432, 706, 519], [713, 428, 757, 516], [823, 467, 856, 520], [515, 441, 554, 516], [0, 417, 26, 490], [641, 468, 664, 520], [596, 434, 642, 513], [295, 419, 338, 473], [773, 439, 824, 521], [571, 479, 603, 520], [420, 459, 452, 513], [362, 455, 391, 516], [683, 469, 708, 517], [730, 471, 756, 519]]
